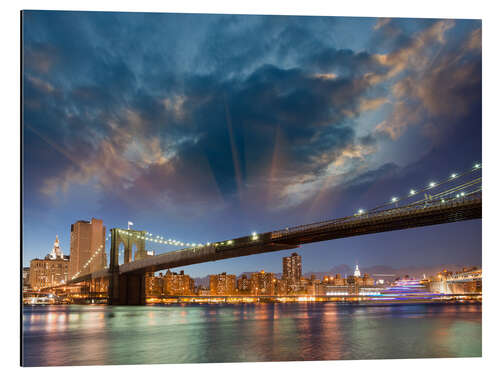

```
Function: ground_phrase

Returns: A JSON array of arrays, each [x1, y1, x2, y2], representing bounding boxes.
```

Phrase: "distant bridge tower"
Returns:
[[108, 228, 148, 305]]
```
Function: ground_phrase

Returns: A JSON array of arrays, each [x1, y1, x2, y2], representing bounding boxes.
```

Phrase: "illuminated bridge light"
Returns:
[[451, 173, 457, 178], [474, 163, 481, 169], [461, 192, 465, 197], [357, 209, 364, 215], [391, 197, 398, 203], [429, 182, 436, 188]]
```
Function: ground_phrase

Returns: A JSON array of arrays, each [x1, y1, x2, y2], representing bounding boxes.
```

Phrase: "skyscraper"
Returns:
[[354, 264, 361, 277], [282, 252, 302, 283], [70, 218, 107, 278]]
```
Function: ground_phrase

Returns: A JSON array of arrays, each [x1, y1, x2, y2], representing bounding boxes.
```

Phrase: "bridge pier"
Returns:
[[108, 271, 146, 305]]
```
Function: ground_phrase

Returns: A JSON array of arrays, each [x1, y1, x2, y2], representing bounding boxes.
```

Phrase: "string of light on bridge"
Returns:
[[117, 229, 209, 249], [355, 162, 482, 216]]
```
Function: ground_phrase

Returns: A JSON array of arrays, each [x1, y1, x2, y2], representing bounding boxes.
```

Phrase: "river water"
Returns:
[[22, 303, 481, 366]]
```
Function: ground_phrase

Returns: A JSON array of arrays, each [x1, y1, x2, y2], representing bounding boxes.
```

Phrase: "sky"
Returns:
[[22, 11, 482, 276]]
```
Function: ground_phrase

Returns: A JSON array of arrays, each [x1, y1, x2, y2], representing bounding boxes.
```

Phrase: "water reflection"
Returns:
[[22, 303, 481, 366]]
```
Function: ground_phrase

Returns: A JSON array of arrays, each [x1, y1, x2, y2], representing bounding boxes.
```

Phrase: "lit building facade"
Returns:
[[23, 267, 30, 290], [163, 270, 194, 295], [250, 270, 275, 295], [283, 252, 302, 283], [146, 272, 164, 297], [237, 274, 251, 294], [209, 273, 236, 295], [429, 267, 482, 294], [70, 218, 107, 278], [29, 235, 70, 289]]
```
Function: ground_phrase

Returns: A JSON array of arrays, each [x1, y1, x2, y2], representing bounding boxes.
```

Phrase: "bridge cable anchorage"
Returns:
[[357, 162, 482, 216]]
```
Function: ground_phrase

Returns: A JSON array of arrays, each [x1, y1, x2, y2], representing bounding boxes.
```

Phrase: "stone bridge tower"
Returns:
[[108, 228, 148, 305]]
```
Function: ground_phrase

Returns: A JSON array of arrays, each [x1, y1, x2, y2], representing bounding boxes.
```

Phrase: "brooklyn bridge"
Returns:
[[44, 163, 482, 305]]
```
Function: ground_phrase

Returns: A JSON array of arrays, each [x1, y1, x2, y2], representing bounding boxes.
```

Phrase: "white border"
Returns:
[[2, 0, 499, 373]]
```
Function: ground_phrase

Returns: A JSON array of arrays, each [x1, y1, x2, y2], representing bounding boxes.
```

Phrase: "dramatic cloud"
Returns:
[[22, 12, 481, 217]]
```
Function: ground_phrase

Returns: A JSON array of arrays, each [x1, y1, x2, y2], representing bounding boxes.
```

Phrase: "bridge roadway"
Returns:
[[71, 194, 481, 286]]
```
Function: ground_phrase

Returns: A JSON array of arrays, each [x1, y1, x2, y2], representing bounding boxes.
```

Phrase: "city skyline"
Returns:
[[22, 12, 481, 276], [26, 227, 480, 282]]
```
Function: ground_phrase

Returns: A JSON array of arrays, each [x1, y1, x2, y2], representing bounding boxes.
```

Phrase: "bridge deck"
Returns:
[[67, 195, 481, 281]]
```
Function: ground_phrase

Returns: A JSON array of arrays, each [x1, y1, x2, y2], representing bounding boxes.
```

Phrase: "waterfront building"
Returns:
[[29, 235, 71, 289], [362, 273, 375, 287], [146, 272, 164, 297], [197, 288, 211, 296], [307, 278, 325, 295], [70, 218, 107, 278], [324, 285, 350, 296], [250, 270, 275, 295], [23, 267, 30, 290], [209, 272, 236, 295], [334, 273, 345, 286], [429, 268, 482, 294], [163, 270, 194, 295], [346, 275, 358, 294], [237, 274, 251, 294], [275, 278, 288, 295]]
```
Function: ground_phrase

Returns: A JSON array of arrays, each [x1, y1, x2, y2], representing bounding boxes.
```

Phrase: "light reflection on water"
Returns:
[[22, 303, 481, 366]]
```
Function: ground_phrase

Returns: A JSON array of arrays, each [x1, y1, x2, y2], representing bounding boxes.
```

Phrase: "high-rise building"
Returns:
[[354, 264, 361, 277], [70, 218, 107, 278], [209, 272, 236, 295], [237, 274, 251, 294], [282, 252, 302, 283], [282, 252, 302, 294], [163, 270, 194, 295], [250, 270, 275, 295]]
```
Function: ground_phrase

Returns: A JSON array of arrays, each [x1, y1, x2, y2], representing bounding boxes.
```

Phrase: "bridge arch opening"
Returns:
[[131, 243, 138, 261], [118, 242, 125, 266]]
